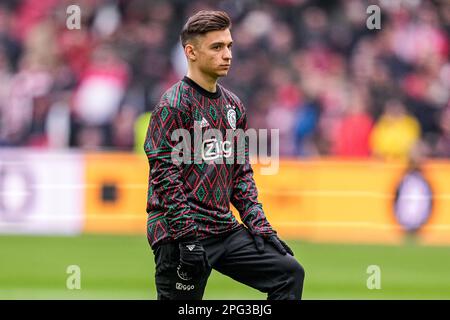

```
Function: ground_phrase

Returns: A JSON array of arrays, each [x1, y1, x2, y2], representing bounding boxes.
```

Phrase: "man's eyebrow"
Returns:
[[209, 41, 233, 47]]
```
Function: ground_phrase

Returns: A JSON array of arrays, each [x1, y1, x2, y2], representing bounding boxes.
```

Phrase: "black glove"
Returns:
[[251, 232, 294, 256], [177, 239, 209, 281]]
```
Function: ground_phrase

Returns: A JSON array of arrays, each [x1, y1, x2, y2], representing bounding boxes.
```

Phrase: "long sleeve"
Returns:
[[145, 102, 197, 240], [230, 106, 275, 236]]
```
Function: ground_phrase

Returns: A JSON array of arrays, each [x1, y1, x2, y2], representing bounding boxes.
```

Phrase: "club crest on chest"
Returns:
[[226, 105, 236, 130]]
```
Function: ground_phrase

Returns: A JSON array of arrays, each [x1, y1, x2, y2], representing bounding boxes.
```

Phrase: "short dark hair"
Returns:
[[180, 10, 231, 47]]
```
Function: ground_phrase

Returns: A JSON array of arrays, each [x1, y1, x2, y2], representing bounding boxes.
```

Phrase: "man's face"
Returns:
[[189, 28, 233, 78]]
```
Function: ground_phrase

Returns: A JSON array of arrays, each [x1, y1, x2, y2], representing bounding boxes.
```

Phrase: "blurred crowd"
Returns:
[[0, 0, 448, 159]]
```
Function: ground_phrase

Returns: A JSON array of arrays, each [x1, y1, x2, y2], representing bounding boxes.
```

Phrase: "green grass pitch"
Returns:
[[1, 234, 449, 299]]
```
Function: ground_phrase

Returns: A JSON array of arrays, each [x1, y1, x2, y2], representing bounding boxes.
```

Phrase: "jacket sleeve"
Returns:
[[230, 104, 275, 236], [145, 101, 197, 240]]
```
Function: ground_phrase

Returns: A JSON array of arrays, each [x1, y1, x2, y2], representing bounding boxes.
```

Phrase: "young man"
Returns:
[[145, 10, 305, 300]]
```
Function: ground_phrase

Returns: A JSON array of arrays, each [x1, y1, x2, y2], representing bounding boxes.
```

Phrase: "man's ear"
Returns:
[[185, 43, 197, 62]]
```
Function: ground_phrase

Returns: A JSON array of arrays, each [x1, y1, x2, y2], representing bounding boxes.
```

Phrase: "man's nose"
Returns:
[[223, 47, 232, 60]]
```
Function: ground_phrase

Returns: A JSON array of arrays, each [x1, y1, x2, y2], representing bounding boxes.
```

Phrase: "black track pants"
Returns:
[[152, 227, 305, 300]]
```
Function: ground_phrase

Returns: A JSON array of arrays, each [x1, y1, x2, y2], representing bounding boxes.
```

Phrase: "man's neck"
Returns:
[[186, 69, 218, 93]]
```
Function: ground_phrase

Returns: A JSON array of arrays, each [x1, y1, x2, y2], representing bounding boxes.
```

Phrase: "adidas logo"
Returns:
[[200, 117, 209, 128], [186, 244, 196, 251]]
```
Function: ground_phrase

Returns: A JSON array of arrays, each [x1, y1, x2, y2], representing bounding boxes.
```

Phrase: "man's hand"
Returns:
[[177, 239, 209, 281], [251, 232, 294, 256]]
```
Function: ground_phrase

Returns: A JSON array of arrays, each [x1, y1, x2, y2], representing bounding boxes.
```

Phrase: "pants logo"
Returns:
[[176, 282, 195, 291]]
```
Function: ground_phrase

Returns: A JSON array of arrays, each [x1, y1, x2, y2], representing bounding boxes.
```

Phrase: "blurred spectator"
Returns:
[[71, 45, 129, 149], [134, 111, 152, 155], [332, 89, 373, 157], [370, 99, 421, 161], [436, 104, 450, 158], [293, 98, 320, 157], [2, 52, 54, 146], [0, 4, 22, 71]]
